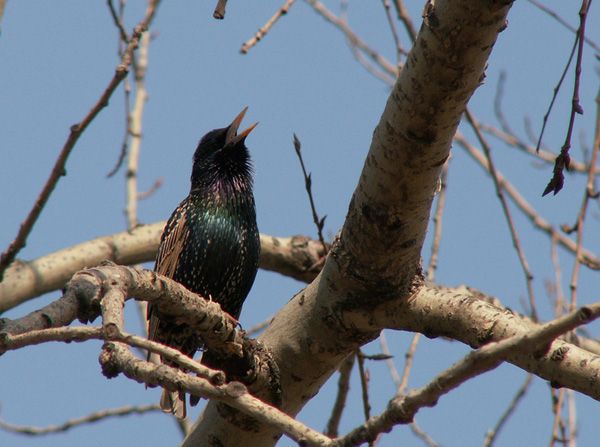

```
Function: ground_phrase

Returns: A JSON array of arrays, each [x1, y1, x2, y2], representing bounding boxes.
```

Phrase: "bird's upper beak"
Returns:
[[225, 107, 258, 147]]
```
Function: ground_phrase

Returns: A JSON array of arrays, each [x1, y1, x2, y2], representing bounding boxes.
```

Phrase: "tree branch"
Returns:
[[184, 1, 516, 444], [0, 225, 327, 313], [0, 1, 160, 280]]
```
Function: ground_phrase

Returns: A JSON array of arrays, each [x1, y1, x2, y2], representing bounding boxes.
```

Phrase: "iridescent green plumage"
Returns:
[[148, 108, 260, 419]]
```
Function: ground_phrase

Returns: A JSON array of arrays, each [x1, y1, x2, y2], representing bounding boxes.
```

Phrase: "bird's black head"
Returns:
[[191, 108, 258, 194]]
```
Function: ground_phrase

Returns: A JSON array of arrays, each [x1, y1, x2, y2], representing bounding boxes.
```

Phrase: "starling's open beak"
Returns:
[[225, 107, 258, 147]]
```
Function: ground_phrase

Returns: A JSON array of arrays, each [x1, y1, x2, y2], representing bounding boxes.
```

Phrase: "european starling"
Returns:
[[148, 108, 261, 419]]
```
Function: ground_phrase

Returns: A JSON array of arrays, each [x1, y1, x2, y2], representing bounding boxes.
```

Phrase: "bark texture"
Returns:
[[182, 1, 514, 445]]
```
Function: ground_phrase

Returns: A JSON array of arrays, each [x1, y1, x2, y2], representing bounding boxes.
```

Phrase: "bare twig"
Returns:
[[465, 109, 539, 321], [550, 234, 566, 307], [213, 0, 228, 19], [483, 374, 533, 447], [380, 0, 405, 67], [325, 353, 355, 437], [107, 0, 130, 42], [379, 331, 401, 388], [0, 228, 328, 313], [488, 73, 599, 173], [565, 73, 600, 311], [0, 1, 160, 281], [543, 0, 590, 196], [356, 350, 372, 422], [336, 303, 600, 447], [549, 388, 567, 447], [240, 0, 298, 54], [0, 0, 6, 34], [567, 389, 577, 447], [526, 0, 600, 55], [0, 326, 225, 383], [391, 0, 417, 43], [137, 177, 164, 200], [2, 324, 329, 446], [397, 333, 420, 396], [124, 29, 152, 228], [426, 160, 449, 282], [245, 316, 273, 336], [0, 403, 161, 435], [293, 134, 328, 251], [304, 0, 398, 80], [410, 420, 441, 447], [455, 133, 600, 270]]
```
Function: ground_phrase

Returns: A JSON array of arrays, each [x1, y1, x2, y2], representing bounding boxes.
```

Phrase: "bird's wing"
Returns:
[[147, 211, 190, 342], [156, 211, 189, 278]]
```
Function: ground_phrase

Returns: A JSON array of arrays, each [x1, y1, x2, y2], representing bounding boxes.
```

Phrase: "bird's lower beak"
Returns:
[[225, 107, 258, 146]]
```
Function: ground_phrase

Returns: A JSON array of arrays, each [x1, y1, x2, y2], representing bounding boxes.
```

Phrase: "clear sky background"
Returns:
[[1, 1, 599, 446]]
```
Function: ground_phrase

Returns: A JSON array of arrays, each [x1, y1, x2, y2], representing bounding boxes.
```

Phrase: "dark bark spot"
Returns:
[[550, 346, 569, 362]]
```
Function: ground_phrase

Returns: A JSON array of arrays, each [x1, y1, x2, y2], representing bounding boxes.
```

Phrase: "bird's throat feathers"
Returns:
[[190, 170, 253, 204]]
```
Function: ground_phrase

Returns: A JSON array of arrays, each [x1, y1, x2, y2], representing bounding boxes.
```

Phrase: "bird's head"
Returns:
[[191, 107, 258, 192]]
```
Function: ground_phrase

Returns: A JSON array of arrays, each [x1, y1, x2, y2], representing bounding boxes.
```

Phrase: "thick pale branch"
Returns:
[[0, 263, 242, 358], [381, 285, 600, 400], [184, 2, 519, 445], [337, 303, 600, 446], [328, 0, 513, 300], [0, 326, 225, 384], [0, 225, 326, 314], [100, 342, 330, 446]]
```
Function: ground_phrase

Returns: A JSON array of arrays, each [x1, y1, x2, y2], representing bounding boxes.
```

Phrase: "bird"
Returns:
[[147, 107, 261, 419]]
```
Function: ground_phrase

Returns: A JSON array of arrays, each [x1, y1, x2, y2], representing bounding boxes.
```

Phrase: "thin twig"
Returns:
[[293, 134, 327, 250], [543, 0, 590, 196], [536, 28, 579, 155], [336, 303, 600, 447], [0, 403, 161, 435], [489, 73, 598, 173], [125, 30, 152, 228], [379, 331, 401, 388], [426, 160, 449, 282], [325, 353, 355, 437], [339, 0, 398, 85], [465, 109, 539, 321], [245, 316, 273, 336], [356, 350, 372, 423], [526, 0, 600, 54], [240, 0, 298, 54], [380, 0, 405, 67], [483, 374, 533, 447], [0, 0, 6, 34], [137, 177, 164, 200], [0, 2, 160, 281], [391, 0, 417, 43], [213, 0, 228, 19], [397, 333, 420, 396], [549, 388, 566, 447], [565, 70, 600, 312], [304, 0, 398, 80], [567, 389, 577, 447], [3, 325, 331, 446], [550, 234, 566, 307], [107, 0, 130, 42], [455, 132, 600, 270], [410, 419, 441, 447], [106, 2, 131, 179]]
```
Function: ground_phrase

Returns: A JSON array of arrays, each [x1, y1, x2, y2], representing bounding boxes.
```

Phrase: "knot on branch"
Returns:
[[202, 337, 282, 408], [67, 265, 115, 324], [99, 341, 123, 378]]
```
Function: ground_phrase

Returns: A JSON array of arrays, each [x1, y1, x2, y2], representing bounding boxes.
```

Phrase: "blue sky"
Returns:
[[1, 1, 599, 446]]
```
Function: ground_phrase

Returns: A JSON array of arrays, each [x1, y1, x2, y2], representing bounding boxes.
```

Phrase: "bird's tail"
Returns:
[[160, 389, 187, 420]]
